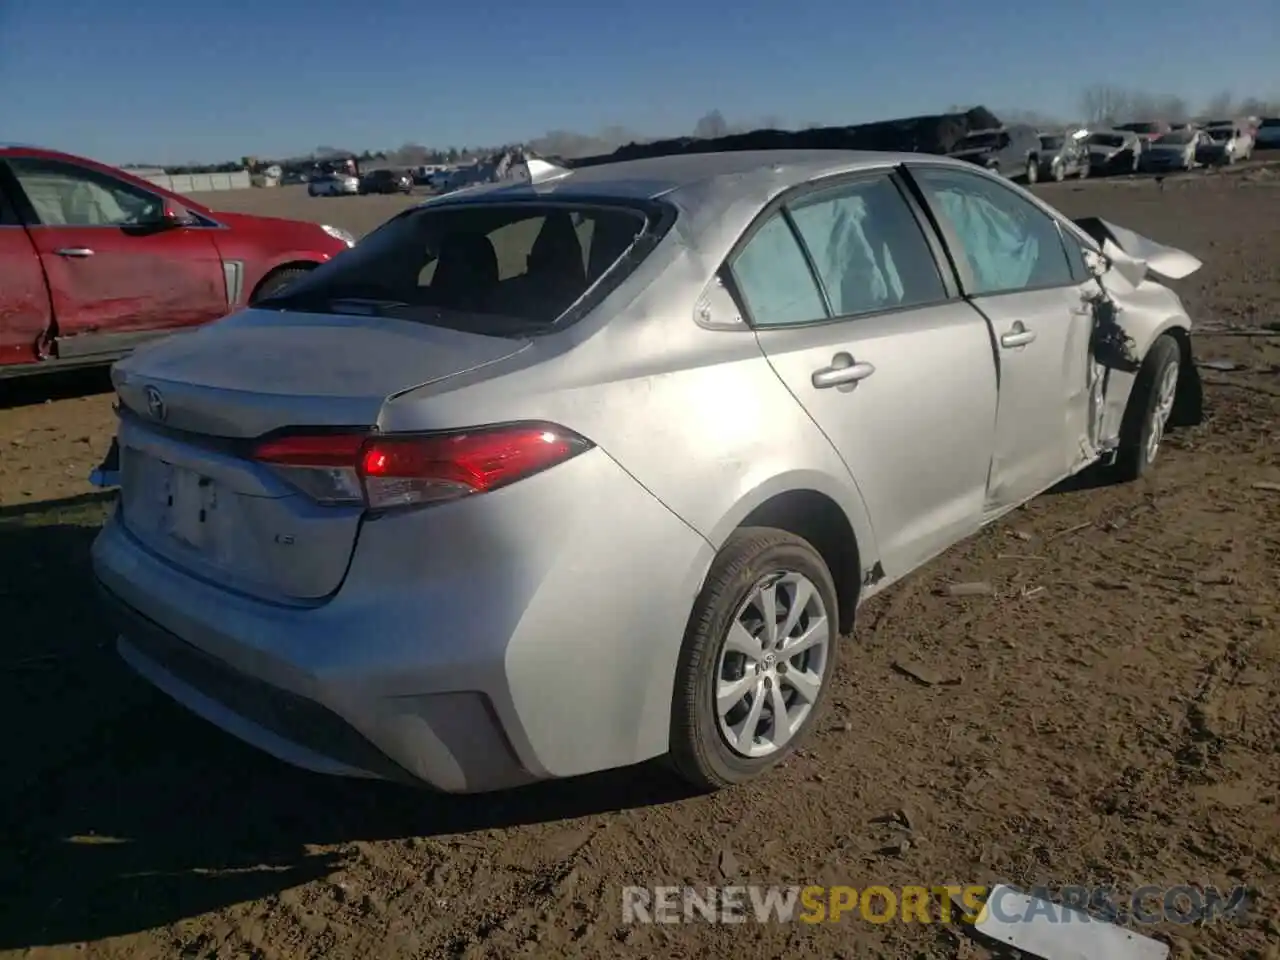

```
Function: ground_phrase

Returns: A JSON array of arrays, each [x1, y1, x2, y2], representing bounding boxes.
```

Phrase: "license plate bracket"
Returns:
[[165, 464, 217, 550]]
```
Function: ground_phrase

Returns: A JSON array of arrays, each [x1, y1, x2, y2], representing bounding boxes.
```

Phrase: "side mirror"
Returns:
[[158, 200, 195, 227], [1084, 249, 1110, 278]]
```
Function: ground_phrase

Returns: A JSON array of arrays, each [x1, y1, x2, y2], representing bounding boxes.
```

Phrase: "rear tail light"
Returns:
[[252, 423, 592, 509]]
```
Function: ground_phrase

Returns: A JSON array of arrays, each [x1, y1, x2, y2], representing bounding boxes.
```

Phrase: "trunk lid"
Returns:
[[112, 308, 530, 438], [108, 308, 530, 602]]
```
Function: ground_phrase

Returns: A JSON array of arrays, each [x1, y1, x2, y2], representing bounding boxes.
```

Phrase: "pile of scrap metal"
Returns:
[[559, 107, 1003, 168]]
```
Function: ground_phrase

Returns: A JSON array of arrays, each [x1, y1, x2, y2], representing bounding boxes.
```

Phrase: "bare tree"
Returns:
[[1237, 96, 1279, 117], [1203, 90, 1234, 119], [693, 109, 730, 139], [1079, 85, 1130, 125], [1154, 95, 1189, 123]]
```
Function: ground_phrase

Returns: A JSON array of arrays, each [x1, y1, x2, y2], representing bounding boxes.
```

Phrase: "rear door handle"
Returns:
[[54, 247, 95, 258], [1000, 322, 1036, 348], [812, 353, 876, 389]]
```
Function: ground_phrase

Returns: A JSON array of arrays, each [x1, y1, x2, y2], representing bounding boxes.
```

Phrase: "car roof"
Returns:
[[420, 149, 969, 208]]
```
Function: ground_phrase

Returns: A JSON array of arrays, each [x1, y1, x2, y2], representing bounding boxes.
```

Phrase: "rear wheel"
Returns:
[[669, 527, 840, 791], [250, 266, 313, 304], [1078, 159, 1092, 179], [1112, 335, 1181, 482], [1025, 158, 1039, 184], [1052, 160, 1065, 182]]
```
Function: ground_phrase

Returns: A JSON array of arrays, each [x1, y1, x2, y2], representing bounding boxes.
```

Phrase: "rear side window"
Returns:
[[729, 174, 946, 327], [788, 178, 946, 317], [262, 201, 657, 334], [730, 215, 827, 326]]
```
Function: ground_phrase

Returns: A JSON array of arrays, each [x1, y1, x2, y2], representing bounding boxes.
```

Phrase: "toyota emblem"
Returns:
[[144, 386, 167, 421]]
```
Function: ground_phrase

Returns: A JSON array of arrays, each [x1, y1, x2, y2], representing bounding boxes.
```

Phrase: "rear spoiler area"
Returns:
[[1072, 216, 1203, 286]]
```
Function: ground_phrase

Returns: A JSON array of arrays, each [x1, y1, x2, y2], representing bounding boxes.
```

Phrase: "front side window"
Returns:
[[0, 183, 17, 226], [1059, 227, 1094, 285], [6, 157, 163, 227], [260, 201, 654, 335], [910, 166, 1075, 296]]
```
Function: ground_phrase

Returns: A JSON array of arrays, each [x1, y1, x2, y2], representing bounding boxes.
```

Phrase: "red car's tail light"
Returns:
[[252, 423, 592, 509]]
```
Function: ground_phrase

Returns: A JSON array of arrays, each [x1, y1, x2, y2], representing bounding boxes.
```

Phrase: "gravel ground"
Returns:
[[1, 165, 1279, 960]]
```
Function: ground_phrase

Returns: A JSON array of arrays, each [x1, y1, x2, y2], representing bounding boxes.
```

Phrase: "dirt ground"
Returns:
[[2, 167, 1279, 960]]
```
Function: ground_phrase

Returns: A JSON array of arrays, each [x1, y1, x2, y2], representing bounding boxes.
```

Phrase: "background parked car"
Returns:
[[0, 146, 354, 377], [308, 173, 359, 197], [1115, 120, 1171, 149], [1085, 130, 1143, 175], [1254, 117, 1280, 149], [1035, 130, 1091, 181], [946, 125, 1043, 182], [1199, 124, 1254, 165], [358, 169, 413, 195], [1141, 129, 1205, 173]]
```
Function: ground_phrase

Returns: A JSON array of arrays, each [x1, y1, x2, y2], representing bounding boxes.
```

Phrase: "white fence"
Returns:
[[142, 170, 253, 193]]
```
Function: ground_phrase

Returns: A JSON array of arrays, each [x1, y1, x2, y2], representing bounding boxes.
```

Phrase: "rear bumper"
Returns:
[[92, 448, 714, 793]]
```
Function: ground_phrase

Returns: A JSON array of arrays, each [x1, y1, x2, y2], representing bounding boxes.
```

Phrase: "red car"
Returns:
[[0, 145, 355, 377]]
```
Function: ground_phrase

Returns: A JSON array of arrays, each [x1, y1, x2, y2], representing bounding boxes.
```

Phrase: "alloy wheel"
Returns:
[[715, 571, 830, 759], [1147, 360, 1179, 463]]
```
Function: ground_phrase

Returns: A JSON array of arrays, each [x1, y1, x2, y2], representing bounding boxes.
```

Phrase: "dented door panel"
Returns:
[[0, 226, 52, 367], [26, 225, 227, 342], [968, 285, 1096, 515]]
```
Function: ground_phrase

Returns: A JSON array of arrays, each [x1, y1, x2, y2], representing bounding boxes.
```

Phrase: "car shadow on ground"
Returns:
[[0, 495, 696, 950], [0, 367, 114, 410]]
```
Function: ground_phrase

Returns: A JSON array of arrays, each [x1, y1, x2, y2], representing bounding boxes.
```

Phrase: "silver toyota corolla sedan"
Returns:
[[90, 150, 1204, 794]]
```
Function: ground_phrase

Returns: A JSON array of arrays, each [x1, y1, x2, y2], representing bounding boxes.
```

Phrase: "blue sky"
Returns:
[[1, 0, 1275, 165]]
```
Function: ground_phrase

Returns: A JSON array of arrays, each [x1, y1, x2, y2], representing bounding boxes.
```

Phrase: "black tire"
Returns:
[[251, 266, 312, 304], [1025, 158, 1039, 184], [1078, 160, 1091, 179], [1112, 334, 1182, 482], [1052, 160, 1065, 182], [668, 527, 840, 791]]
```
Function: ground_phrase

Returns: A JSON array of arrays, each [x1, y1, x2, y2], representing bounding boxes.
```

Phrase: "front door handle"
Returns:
[[1000, 322, 1036, 348], [54, 247, 95, 258], [812, 352, 876, 389]]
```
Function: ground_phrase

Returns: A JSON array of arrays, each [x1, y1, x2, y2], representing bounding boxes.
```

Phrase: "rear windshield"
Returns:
[[1155, 131, 1193, 145], [1118, 122, 1161, 134], [1088, 133, 1125, 147], [258, 200, 660, 335], [1261, 118, 1280, 128], [1039, 135, 1064, 149], [1207, 128, 1234, 141]]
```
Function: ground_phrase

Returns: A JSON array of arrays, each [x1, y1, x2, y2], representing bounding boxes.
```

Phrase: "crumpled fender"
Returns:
[[1072, 216, 1203, 286]]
